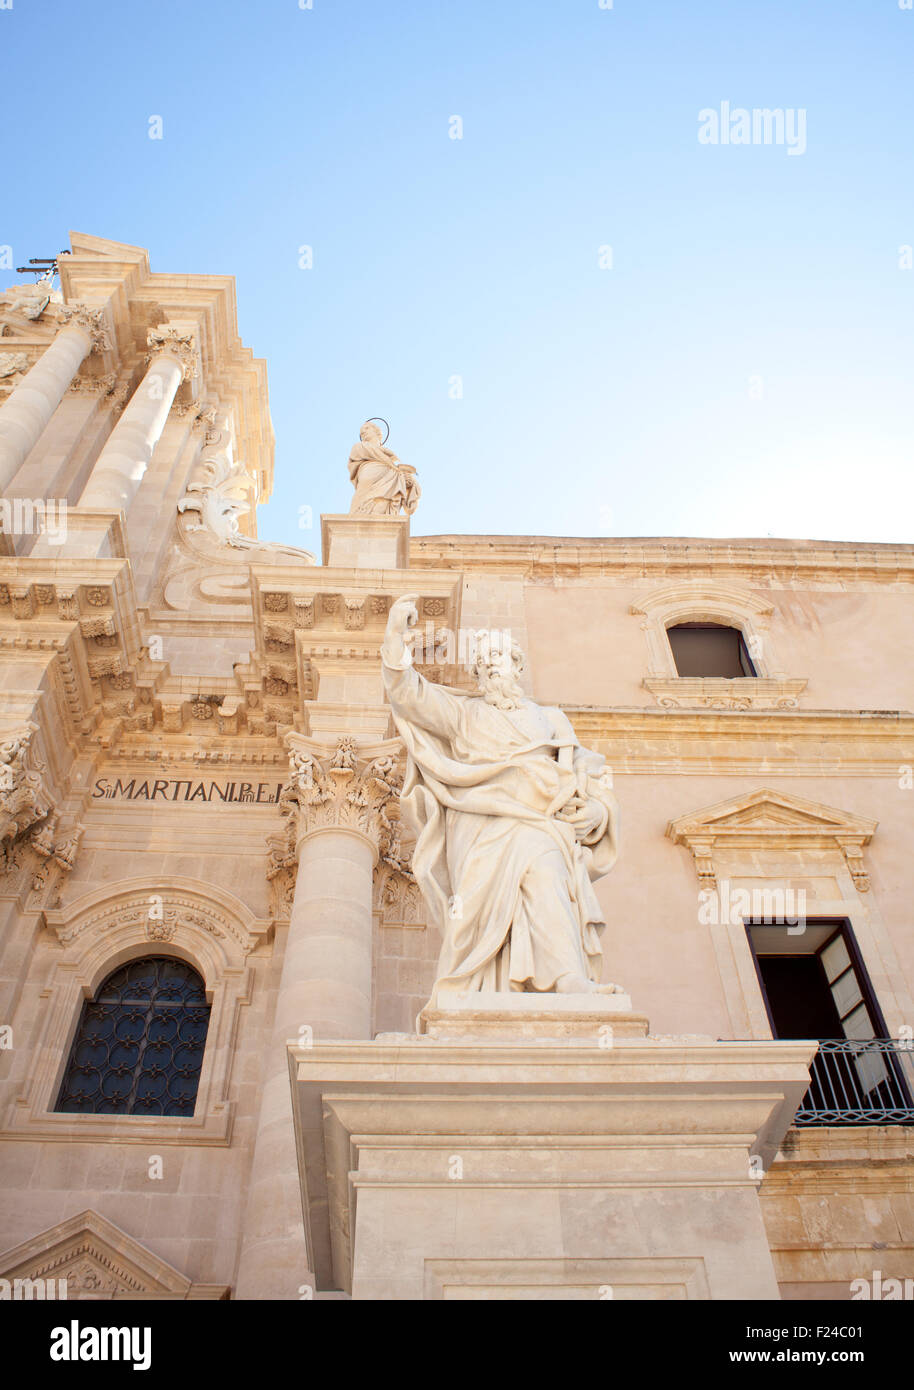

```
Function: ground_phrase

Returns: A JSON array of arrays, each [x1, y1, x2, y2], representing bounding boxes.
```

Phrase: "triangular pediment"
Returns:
[[0, 1210, 199, 1299], [668, 788, 877, 843]]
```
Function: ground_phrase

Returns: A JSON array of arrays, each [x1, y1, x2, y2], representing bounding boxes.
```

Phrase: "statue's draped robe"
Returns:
[[348, 443, 420, 516], [383, 663, 619, 1002]]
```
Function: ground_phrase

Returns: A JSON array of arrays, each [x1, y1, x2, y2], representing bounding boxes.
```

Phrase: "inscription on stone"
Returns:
[[92, 776, 284, 804]]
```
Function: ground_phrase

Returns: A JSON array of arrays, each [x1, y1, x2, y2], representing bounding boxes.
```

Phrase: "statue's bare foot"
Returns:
[[554, 973, 625, 995]]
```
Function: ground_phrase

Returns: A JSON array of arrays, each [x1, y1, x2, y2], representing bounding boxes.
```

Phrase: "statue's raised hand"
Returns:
[[381, 594, 419, 670], [388, 594, 419, 634]]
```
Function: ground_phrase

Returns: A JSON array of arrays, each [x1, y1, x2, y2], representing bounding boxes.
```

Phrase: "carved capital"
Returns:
[[146, 326, 200, 381], [279, 734, 403, 854], [59, 304, 112, 352], [0, 724, 53, 870]]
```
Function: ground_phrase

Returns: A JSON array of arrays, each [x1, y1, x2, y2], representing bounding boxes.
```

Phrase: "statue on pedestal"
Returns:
[[381, 596, 623, 1004], [348, 421, 420, 517]]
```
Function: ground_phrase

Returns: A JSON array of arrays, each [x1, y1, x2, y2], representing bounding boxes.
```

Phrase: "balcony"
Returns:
[[794, 1038, 914, 1125]]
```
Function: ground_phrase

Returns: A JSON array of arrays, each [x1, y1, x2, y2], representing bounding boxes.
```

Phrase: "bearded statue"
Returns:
[[381, 595, 623, 1005]]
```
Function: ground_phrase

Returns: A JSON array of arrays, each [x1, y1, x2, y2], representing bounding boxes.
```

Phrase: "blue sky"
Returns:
[[3, 0, 913, 546]]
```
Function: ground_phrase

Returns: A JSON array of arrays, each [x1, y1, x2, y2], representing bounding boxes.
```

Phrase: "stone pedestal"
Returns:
[[288, 1010, 816, 1300], [420, 989, 650, 1040], [321, 514, 409, 569]]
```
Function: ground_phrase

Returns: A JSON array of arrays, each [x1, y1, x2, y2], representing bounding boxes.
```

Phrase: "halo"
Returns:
[[364, 417, 390, 444]]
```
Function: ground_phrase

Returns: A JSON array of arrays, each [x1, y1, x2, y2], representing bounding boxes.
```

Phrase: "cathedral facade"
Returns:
[[0, 234, 912, 1301]]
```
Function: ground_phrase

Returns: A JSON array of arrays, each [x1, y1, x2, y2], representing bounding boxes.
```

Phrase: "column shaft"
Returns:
[[78, 354, 183, 513], [0, 322, 93, 493], [234, 826, 376, 1300]]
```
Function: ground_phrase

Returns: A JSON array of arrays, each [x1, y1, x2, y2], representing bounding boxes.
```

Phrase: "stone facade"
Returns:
[[0, 235, 912, 1301]]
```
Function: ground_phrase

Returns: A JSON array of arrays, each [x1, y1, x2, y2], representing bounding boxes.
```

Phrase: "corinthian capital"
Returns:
[[146, 326, 200, 381], [0, 723, 53, 871], [59, 303, 112, 352], [279, 733, 404, 854]]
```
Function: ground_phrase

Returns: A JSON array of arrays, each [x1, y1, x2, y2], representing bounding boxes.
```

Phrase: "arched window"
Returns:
[[666, 621, 757, 678], [55, 956, 211, 1117]]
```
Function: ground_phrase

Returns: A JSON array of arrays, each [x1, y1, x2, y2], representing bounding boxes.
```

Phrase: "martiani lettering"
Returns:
[[92, 777, 284, 804]]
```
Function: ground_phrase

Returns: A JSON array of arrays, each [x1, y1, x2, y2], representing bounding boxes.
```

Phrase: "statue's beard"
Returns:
[[478, 667, 524, 710]]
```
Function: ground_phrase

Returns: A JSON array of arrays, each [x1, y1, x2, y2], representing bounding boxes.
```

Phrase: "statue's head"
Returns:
[[469, 630, 526, 710], [360, 421, 383, 445]]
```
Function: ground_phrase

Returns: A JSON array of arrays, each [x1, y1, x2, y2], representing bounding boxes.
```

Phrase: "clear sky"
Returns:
[[3, 0, 913, 547]]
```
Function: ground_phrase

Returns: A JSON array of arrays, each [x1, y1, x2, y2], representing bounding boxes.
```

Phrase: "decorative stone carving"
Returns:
[[29, 819, 84, 896], [56, 590, 79, 620], [0, 725, 52, 871], [59, 303, 112, 352], [348, 420, 420, 517], [0, 351, 31, 378], [381, 596, 623, 1003], [10, 588, 34, 619], [293, 597, 314, 628], [345, 597, 365, 630], [3, 271, 58, 321], [666, 788, 878, 893], [176, 421, 316, 563], [278, 736, 404, 852], [85, 587, 110, 607], [178, 428, 255, 547], [644, 676, 808, 710], [146, 325, 199, 380]]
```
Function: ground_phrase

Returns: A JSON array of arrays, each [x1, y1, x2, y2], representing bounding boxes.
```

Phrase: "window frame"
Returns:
[[744, 917, 891, 1042], [54, 954, 213, 1119], [2, 878, 268, 1146]]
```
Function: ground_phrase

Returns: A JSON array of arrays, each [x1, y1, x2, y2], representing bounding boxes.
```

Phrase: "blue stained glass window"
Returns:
[[55, 956, 210, 1117]]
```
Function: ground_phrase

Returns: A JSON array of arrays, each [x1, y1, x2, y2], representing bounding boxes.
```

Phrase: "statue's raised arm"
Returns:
[[381, 600, 624, 1006]]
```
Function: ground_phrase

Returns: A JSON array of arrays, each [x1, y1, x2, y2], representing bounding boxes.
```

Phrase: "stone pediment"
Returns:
[[667, 788, 877, 891], [0, 1210, 228, 1300]]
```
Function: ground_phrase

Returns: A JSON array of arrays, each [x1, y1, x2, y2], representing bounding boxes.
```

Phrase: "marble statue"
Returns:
[[348, 421, 420, 517], [381, 595, 623, 1003]]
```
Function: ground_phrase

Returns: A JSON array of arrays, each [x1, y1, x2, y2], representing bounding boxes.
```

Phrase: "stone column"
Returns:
[[234, 735, 403, 1300], [77, 326, 198, 513], [0, 306, 109, 493]]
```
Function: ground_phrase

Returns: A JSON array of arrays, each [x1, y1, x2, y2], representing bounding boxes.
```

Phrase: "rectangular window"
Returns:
[[746, 918, 912, 1121], [667, 623, 756, 678]]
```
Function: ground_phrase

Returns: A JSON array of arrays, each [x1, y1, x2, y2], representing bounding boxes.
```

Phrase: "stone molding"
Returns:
[[289, 1036, 816, 1296], [409, 535, 914, 587], [3, 878, 270, 1146], [566, 705, 914, 775], [643, 675, 808, 710], [0, 1210, 228, 1299], [666, 787, 877, 892], [630, 580, 779, 680]]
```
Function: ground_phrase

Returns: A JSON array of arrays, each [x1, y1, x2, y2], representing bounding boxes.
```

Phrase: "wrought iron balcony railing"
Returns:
[[794, 1038, 914, 1125]]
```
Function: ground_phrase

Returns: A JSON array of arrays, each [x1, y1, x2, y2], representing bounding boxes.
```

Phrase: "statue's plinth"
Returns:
[[419, 989, 649, 1041], [288, 1016, 817, 1300], [320, 513, 409, 569]]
